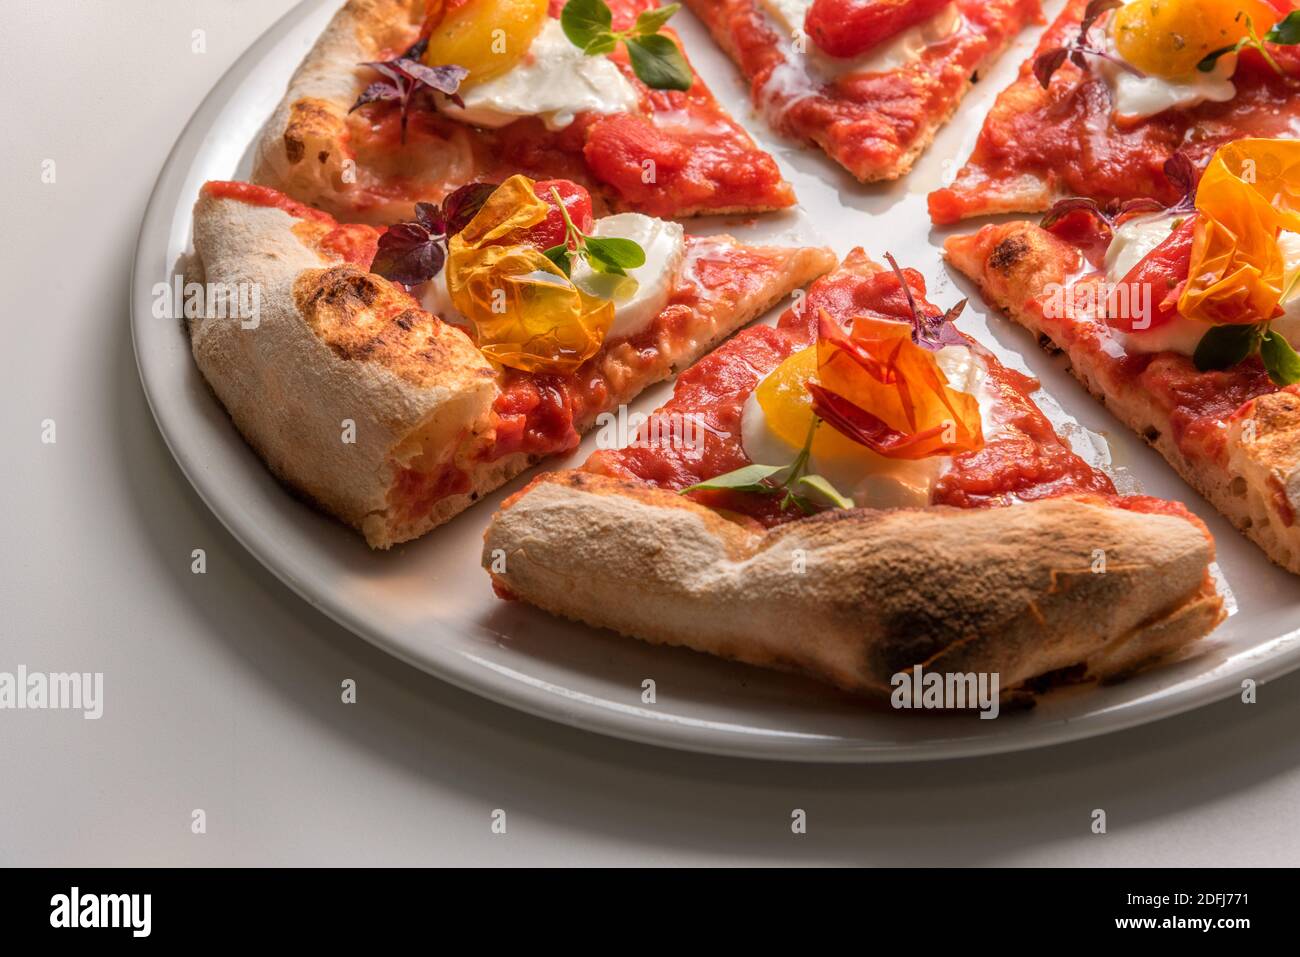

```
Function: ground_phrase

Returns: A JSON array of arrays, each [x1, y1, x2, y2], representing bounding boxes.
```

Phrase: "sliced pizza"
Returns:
[[252, 0, 795, 224], [682, 0, 1041, 182], [186, 176, 834, 548], [946, 138, 1300, 572], [929, 0, 1300, 224], [483, 248, 1223, 698]]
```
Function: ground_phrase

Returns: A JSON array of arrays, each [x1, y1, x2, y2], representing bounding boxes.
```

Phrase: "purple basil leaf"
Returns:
[[414, 201, 444, 234], [1034, 47, 1070, 88], [1040, 196, 1111, 231], [1080, 0, 1122, 35], [394, 59, 468, 96], [403, 36, 429, 61], [442, 182, 499, 236], [349, 80, 400, 113], [370, 222, 445, 286], [360, 61, 404, 84], [1163, 152, 1200, 210]]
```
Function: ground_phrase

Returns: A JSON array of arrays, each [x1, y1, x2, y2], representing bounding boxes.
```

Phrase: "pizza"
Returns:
[[929, 0, 1300, 224], [945, 137, 1300, 573], [186, 175, 834, 548], [682, 0, 1042, 182], [482, 249, 1224, 697], [251, 0, 796, 224]]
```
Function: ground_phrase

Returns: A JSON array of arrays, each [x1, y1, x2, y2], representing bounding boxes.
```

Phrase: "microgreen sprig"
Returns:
[[681, 417, 854, 514], [1198, 10, 1300, 75], [560, 0, 694, 92], [1194, 318, 1300, 386], [1033, 0, 1142, 89], [349, 37, 467, 144], [542, 187, 646, 300]]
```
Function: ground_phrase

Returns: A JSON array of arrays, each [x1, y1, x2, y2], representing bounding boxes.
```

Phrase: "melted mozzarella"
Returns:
[[740, 345, 992, 509], [760, 0, 961, 81], [571, 213, 685, 341], [1098, 20, 1238, 121], [1104, 214, 1300, 354], [437, 20, 638, 132]]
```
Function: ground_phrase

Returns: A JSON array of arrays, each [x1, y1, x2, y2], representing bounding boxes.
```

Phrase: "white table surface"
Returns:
[[3, 0, 1300, 867]]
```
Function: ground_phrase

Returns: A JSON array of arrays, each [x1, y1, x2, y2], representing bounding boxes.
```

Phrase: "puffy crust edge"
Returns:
[[483, 472, 1223, 697], [945, 221, 1300, 575]]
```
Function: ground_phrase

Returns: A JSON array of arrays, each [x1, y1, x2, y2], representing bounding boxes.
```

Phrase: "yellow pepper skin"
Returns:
[[1180, 139, 1300, 327]]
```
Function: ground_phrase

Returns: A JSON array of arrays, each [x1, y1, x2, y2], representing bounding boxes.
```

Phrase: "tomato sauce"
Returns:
[[688, 0, 1039, 180], [587, 253, 1118, 526], [351, 4, 792, 217], [928, 0, 1300, 223], [202, 180, 381, 266]]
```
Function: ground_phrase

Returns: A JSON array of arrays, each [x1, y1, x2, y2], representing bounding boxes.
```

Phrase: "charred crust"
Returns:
[[989, 235, 1030, 273], [292, 266, 477, 388]]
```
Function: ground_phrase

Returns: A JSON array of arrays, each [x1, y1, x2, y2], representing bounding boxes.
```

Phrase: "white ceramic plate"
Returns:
[[131, 0, 1300, 761]]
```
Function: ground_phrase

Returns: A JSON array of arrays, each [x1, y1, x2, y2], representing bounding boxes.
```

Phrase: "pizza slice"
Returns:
[[929, 0, 1300, 224], [252, 0, 795, 224], [682, 0, 1041, 182], [482, 248, 1223, 698], [186, 175, 834, 548], [945, 138, 1300, 572]]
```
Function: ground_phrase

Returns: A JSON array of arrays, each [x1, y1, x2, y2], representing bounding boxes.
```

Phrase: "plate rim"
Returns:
[[129, 0, 1300, 763]]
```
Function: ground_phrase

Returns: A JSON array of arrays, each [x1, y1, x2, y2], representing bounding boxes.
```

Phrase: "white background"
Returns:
[[3, 0, 1300, 866]]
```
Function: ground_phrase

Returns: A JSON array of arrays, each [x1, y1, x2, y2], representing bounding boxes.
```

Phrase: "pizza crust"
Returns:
[[253, 0, 794, 222], [945, 221, 1300, 575], [483, 472, 1223, 697], [188, 189, 835, 548]]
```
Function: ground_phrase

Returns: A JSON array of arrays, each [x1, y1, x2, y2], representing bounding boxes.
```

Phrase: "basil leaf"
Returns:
[[572, 267, 637, 302], [369, 223, 445, 286], [625, 33, 693, 91], [681, 464, 784, 494], [1260, 329, 1300, 386], [1265, 10, 1300, 45], [583, 35, 619, 56], [634, 3, 680, 35], [1193, 323, 1259, 372], [1033, 47, 1070, 87], [542, 244, 574, 276], [441, 181, 498, 236], [1197, 42, 1240, 72], [561, 0, 613, 50], [796, 475, 854, 510], [585, 235, 647, 271]]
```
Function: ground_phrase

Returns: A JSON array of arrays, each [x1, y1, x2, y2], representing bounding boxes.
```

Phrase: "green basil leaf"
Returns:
[[1197, 43, 1239, 71], [560, 0, 613, 51], [542, 244, 573, 276], [1265, 10, 1300, 45], [634, 3, 680, 35], [796, 474, 854, 510], [582, 35, 619, 57], [572, 267, 638, 302], [584, 235, 647, 271], [624, 33, 693, 91], [1193, 323, 1259, 372], [1260, 329, 1300, 386], [681, 464, 784, 494]]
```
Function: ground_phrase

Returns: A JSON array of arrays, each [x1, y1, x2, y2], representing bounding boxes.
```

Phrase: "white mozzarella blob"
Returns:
[[1104, 215, 1300, 354], [739, 345, 991, 509], [437, 20, 639, 132], [759, 0, 961, 80], [417, 268, 459, 325], [571, 213, 686, 341], [1098, 21, 1238, 121]]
